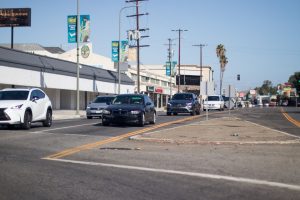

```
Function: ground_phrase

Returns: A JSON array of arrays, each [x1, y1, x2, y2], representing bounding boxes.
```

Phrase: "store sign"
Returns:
[[146, 86, 155, 92], [0, 8, 31, 27], [155, 88, 163, 93]]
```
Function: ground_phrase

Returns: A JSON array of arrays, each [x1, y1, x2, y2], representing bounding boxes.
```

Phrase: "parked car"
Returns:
[[167, 92, 200, 116], [203, 95, 225, 111], [86, 95, 116, 119], [102, 94, 156, 126], [0, 88, 52, 129], [269, 98, 278, 107]]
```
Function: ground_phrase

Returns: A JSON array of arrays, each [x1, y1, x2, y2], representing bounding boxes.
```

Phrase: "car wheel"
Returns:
[[87, 116, 92, 119], [196, 109, 200, 115], [167, 112, 171, 116], [102, 119, 110, 126], [149, 112, 156, 124], [22, 110, 32, 130], [42, 109, 52, 127], [138, 113, 145, 127], [190, 108, 196, 116], [173, 112, 178, 116]]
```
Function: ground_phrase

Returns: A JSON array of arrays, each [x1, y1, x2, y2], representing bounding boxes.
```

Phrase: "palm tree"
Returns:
[[216, 44, 228, 95]]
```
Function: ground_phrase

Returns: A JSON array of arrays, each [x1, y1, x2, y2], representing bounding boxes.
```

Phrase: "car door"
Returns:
[[193, 94, 200, 111], [144, 96, 152, 121], [29, 90, 41, 121], [30, 89, 46, 120]]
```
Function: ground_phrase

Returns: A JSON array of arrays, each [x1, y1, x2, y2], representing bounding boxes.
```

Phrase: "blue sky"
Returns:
[[1, 0, 299, 91]]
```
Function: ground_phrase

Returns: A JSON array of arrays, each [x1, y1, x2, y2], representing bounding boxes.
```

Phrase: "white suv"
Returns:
[[203, 95, 225, 111], [0, 88, 53, 129]]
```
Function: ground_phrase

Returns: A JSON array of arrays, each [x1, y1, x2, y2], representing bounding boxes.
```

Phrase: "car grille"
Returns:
[[0, 108, 10, 121], [90, 108, 103, 111], [112, 110, 128, 116], [172, 103, 186, 107]]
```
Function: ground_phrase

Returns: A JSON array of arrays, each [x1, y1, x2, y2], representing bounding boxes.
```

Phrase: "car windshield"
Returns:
[[208, 96, 220, 101], [172, 94, 193, 100], [93, 97, 115, 104], [113, 95, 144, 105], [0, 91, 29, 100]]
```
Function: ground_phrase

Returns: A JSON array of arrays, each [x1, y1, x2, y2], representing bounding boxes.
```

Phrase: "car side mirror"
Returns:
[[31, 96, 39, 102], [146, 102, 152, 106]]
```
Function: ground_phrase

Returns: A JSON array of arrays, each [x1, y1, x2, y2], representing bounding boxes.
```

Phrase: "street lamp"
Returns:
[[118, 6, 136, 94], [76, 0, 80, 115]]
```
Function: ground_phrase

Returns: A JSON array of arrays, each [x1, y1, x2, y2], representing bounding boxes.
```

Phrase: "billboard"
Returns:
[[0, 8, 31, 27], [67, 15, 90, 43]]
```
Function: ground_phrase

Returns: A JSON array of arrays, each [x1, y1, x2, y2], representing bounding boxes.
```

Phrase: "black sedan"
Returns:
[[102, 94, 156, 126]]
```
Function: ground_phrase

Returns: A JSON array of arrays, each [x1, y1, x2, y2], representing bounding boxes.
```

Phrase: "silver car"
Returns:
[[86, 95, 115, 119]]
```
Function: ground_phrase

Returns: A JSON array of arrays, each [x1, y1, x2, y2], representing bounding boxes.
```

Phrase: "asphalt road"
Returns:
[[0, 108, 299, 200]]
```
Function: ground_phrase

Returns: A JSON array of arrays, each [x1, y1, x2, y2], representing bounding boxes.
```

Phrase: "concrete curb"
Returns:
[[129, 135, 300, 145]]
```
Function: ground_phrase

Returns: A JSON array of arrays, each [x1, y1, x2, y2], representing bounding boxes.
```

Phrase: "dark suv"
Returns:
[[167, 93, 201, 116]]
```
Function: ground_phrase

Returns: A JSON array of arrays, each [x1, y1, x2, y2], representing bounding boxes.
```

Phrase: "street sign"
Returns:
[[111, 41, 119, 62]]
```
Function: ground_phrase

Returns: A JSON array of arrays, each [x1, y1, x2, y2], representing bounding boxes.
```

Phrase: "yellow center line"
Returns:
[[281, 107, 300, 128], [44, 115, 200, 159]]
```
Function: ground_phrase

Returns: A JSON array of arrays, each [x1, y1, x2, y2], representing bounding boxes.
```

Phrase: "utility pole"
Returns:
[[192, 44, 206, 96], [172, 29, 187, 93], [126, 0, 149, 94], [166, 38, 176, 97]]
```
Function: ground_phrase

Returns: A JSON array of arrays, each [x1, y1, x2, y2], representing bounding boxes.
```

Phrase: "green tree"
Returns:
[[288, 72, 300, 95], [216, 44, 228, 95], [257, 80, 277, 95]]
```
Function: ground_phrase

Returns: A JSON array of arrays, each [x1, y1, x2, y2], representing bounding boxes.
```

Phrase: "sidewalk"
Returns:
[[52, 110, 86, 120], [130, 117, 300, 145]]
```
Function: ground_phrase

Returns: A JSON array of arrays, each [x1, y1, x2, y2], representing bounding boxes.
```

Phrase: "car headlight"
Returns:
[[102, 110, 111, 115], [86, 106, 91, 109], [11, 104, 23, 109], [131, 110, 141, 115], [186, 103, 192, 107], [167, 103, 172, 107]]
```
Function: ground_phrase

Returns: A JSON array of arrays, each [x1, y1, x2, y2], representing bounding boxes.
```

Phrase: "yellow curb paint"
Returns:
[[44, 115, 200, 159], [281, 108, 300, 128]]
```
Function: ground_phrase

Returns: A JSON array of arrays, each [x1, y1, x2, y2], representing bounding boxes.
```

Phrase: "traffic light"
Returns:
[[237, 74, 240, 81]]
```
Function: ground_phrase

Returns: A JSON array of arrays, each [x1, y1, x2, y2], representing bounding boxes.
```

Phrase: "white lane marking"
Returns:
[[31, 123, 98, 134], [44, 158, 300, 192]]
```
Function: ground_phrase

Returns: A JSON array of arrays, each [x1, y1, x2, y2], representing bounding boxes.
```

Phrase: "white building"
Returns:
[[0, 46, 134, 110]]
